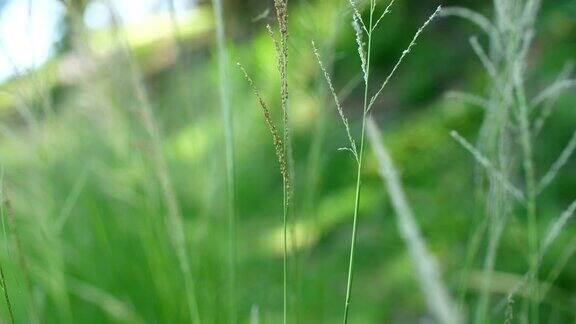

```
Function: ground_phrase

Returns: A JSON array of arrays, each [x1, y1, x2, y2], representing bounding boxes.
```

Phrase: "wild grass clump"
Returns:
[[443, 0, 576, 321], [1, 0, 574, 323], [106, 3, 201, 322]]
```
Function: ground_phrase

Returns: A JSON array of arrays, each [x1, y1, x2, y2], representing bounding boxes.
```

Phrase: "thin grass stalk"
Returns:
[[106, 3, 201, 322], [456, 214, 489, 310], [342, 2, 375, 322], [537, 129, 576, 193], [274, 2, 291, 321], [532, 62, 574, 136], [211, 0, 237, 322], [540, 234, 576, 301], [271, 1, 292, 321], [513, 51, 539, 324], [475, 204, 507, 324], [342, 4, 442, 322]]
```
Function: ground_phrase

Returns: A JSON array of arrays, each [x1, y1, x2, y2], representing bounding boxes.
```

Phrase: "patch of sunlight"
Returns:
[[248, 34, 279, 83], [291, 93, 318, 132], [0, 59, 59, 117], [165, 119, 215, 163], [92, 6, 213, 54], [259, 186, 382, 256]]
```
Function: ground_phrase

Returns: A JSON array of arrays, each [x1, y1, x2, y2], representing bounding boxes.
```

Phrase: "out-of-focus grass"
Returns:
[[0, 0, 574, 323]]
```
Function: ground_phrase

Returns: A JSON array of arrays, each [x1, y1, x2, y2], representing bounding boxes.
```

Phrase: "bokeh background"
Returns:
[[0, 0, 575, 322]]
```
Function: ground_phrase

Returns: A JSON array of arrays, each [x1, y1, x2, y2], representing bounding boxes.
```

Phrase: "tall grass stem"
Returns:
[[212, 0, 238, 322]]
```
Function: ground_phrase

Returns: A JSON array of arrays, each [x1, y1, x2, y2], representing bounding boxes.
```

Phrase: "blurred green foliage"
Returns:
[[0, 0, 575, 323]]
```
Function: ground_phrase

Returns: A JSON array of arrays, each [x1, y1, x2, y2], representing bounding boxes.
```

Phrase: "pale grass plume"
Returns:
[[352, 15, 368, 85], [442, 2, 544, 321], [367, 118, 462, 324], [347, 0, 368, 33]]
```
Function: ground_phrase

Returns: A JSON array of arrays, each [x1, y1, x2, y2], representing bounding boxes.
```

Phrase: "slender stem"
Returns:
[[343, 3, 373, 322], [457, 215, 488, 309], [283, 182, 288, 324], [211, 0, 237, 322], [515, 71, 539, 324], [274, 2, 291, 320], [343, 120, 366, 323]]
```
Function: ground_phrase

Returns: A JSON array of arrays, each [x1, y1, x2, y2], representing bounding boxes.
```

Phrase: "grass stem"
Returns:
[[343, 2, 374, 322], [211, 0, 238, 322]]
